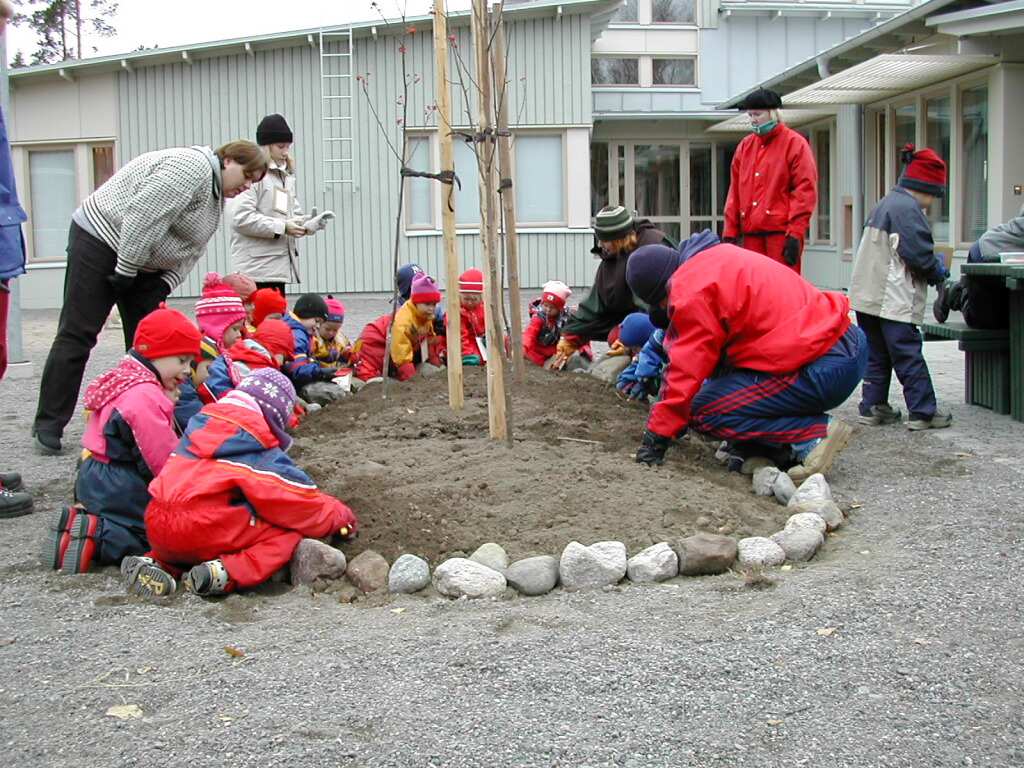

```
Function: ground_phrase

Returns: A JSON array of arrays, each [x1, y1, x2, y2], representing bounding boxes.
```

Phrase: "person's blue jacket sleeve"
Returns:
[[889, 194, 949, 286], [635, 329, 668, 380]]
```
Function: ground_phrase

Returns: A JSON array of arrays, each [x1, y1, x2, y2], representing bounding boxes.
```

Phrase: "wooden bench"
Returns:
[[920, 321, 1011, 414]]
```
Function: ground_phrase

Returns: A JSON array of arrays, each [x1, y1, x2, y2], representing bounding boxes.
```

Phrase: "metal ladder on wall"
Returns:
[[319, 26, 355, 185]]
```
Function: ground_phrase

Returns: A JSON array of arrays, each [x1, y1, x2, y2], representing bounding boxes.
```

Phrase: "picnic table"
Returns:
[[960, 262, 1024, 421]]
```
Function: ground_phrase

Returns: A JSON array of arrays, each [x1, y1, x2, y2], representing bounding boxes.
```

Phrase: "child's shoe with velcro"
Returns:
[[857, 404, 902, 426], [60, 511, 100, 574], [42, 504, 80, 569], [122, 556, 177, 599], [182, 559, 231, 596]]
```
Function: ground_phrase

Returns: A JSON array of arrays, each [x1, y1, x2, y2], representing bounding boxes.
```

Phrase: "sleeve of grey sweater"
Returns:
[[978, 206, 1024, 260], [114, 156, 208, 279]]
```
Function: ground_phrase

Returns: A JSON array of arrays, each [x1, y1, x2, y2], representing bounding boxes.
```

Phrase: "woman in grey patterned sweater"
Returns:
[[32, 141, 268, 455]]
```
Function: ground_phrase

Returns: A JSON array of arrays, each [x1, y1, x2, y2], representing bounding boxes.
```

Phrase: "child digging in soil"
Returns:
[[122, 369, 358, 598], [198, 318, 296, 403], [453, 268, 487, 365], [615, 313, 668, 402], [523, 281, 590, 369], [195, 272, 247, 355], [45, 306, 201, 574], [311, 296, 353, 368], [251, 286, 287, 327], [285, 293, 341, 388]]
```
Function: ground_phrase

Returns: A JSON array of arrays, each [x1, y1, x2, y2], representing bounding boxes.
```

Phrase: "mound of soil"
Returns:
[[296, 365, 791, 566]]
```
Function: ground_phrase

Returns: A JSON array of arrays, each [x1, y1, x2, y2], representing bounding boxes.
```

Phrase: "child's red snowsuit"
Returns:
[[352, 311, 445, 381], [144, 392, 356, 590], [522, 299, 592, 366], [458, 303, 487, 363]]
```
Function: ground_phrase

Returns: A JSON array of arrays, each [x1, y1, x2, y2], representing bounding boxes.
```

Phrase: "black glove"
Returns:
[[635, 429, 671, 466], [721, 236, 739, 245], [317, 367, 340, 382], [782, 236, 801, 267], [107, 272, 136, 295]]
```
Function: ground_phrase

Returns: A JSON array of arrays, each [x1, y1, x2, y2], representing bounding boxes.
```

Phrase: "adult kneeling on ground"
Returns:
[[626, 233, 867, 483], [550, 205, 672, 369], [32, 141, 268, 455]]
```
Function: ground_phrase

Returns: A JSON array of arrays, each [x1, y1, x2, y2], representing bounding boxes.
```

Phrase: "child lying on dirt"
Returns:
[[122, 369, 357, 598]]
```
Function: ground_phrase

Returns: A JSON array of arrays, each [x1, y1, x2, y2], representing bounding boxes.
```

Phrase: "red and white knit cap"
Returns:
[[540, 280, 572, 310], [194, 272, 247, 350], [458, 268, 484, 293]]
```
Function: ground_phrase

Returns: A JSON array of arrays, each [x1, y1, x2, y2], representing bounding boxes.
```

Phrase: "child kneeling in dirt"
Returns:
[[590, 311, 655, 385], [122, 369, 358, 598], [311, 296, 353, 368], [352, 273, 445, 382], [522, 281, 590, 370], [617, 324, 668, 403], [45, 306, 201, 574]]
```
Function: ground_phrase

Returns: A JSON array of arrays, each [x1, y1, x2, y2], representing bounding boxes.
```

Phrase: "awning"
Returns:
[[780, 53, 997, 107], [706, 108, 836, 133]]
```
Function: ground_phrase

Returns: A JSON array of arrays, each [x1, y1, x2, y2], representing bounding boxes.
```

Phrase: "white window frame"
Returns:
[[403, 133, 437, 232], [591, 56, 641, 87], [511, 131, 568, 228], [805, 119, 836, 246]]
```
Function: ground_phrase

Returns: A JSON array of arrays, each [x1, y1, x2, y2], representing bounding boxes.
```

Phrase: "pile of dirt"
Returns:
[[295, 365, 791, 566]]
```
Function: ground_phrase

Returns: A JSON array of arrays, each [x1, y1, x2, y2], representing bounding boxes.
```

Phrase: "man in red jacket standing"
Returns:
[[723, 88, 817, 273], [625, 235, 866, 482]]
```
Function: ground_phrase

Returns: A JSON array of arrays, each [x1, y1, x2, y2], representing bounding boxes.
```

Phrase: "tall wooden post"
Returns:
[[433, 0, 463, 411], [491, 16, 525, 383], [472, 0, 509, 442]]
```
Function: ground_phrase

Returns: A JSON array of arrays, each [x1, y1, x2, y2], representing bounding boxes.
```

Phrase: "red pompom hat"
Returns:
[[254, 318, 296, 359], [134, 304, 202, 360], [324, 296, 346, 323], [251, 288, 288, 327], [458, 268, 484, 293], [899, 144, 947, 198]]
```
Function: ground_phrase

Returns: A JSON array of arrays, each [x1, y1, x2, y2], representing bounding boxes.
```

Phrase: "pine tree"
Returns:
[[10, 50, 27, 68], [12, 0, 117, 64]]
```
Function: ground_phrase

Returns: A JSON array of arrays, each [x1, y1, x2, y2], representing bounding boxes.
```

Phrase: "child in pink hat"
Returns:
[[195, 272, 248, 354]]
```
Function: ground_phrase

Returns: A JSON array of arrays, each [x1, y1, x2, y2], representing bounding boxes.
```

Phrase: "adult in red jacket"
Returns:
[[625, 234, 867, 482], [722, 88, 817, 273], [123, 369, 357, 598]]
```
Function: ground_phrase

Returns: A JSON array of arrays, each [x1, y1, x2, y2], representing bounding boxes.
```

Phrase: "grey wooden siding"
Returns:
[[115, 10, 594, 298]]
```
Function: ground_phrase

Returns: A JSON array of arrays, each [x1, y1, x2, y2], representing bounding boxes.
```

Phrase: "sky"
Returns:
[[6, 0, 477, 65]]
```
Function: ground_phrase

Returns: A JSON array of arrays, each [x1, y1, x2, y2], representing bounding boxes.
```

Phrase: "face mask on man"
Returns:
[[752, 120, 778, 136]]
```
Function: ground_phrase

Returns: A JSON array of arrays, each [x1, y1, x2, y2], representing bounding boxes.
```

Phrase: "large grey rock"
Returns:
[[346, 550, 390, 593], [626, 543, 678, 583], [559, 541, 627, 590], [432, 558, 507, 598], [388, 554, 431, 594], [788, 499, 844, 531], [419, 362, 445, 377], [752, 466, 781, 496], [469, 543, 509, 573], [789, 473, 833, 506], [740, 456, 775, 476], [785, 511, 828, 537], [772, 472, 798, 505], [672, 533, 738, 576], [771, 527, 825, 562], [587, 355, 630, 383], [289, 539, 347, 586], [300, 381, 345, 406], [737, 536, 786, 567], [504, 556, 559, 596]]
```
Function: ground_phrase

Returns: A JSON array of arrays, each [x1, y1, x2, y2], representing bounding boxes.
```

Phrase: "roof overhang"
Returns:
[[926, 0, 1024, 36], [706, 108, 837, 133], [779, 52, 997, 107]]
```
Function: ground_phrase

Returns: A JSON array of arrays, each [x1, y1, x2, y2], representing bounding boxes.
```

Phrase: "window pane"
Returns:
[[611, 0, 638, 22], [816, 131, 831, 242], [689, 143, 711, 217], [29, 150, 76, 261], [515, 135, 564, 224], [616, 144, 625, 205], [961, 86, 988, 243], [453, 139, 481, 226], [591, 58, 639, 86], [635, 145, 680, 217], [92, 146, 114, 191], [894, 104, 916, 182], [926, 96, 951, 243], [591, 142, 609, 217], [406, 137, 433, 228], [652, 59, 695, 87], [652, 0, 696, 23], [715, 141, 737, 216]]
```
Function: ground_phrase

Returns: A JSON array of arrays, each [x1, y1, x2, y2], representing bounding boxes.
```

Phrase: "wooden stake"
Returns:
[[491, 15, 525, 383], [433, 0, 464, 411], [472, 0, 508, 442]]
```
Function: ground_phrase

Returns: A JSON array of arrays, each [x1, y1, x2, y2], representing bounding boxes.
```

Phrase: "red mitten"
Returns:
[[395, 362, 417, 381]]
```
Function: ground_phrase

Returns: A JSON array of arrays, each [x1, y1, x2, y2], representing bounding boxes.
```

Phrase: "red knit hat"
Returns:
[[410, 273, 442, 304], [134, 304, 202, 360], [540, 280, 572, 310], [899, 144, 946, 198], [254, 318, 295, 359], [324, 296, 345, 323], [222, 272, 257, 300], [458, 268, 484, 293], [195, 272, 247, 350], [252, 288, 288, 326]]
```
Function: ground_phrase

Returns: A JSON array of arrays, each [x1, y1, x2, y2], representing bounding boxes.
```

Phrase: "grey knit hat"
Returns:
[[594, 205, 634, 241]]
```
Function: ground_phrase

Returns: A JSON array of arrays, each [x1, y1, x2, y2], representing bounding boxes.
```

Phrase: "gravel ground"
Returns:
[[1, 297, 1022, 767]]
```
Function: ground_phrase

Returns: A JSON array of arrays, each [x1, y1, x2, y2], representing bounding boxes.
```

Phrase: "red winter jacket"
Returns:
[[723, 124, 817, 240], [352, 313, 444, 381], [647, 244, 850, 439], [459, 304, 487, 360], [522, 314, 559, 366]]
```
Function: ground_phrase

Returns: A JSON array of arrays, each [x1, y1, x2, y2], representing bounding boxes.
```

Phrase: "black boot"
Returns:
[[0, 472, 23, 492], [933, 280, 953, 323], [0, 486, 33, 519]]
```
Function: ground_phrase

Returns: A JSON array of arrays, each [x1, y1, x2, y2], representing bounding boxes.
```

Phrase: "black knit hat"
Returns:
[[736, 87, 783, 111], [293, 293, 329, 320], [256, 113, 293, 146]]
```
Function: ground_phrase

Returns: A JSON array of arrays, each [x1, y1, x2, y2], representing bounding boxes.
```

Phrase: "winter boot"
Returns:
[[932, 280, 953, 324], [122, 556, 177, 599], [0, 484, 33, 519], [907, 410, 953, 431], [42, 504, 79, 569], [60, 511, 100, 574], [857, 403, 902, 426], [32, 429, 63, 456], [0, 472, 24, 492], [788, 419, 854, 484], [182, 559, 231, 596]]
